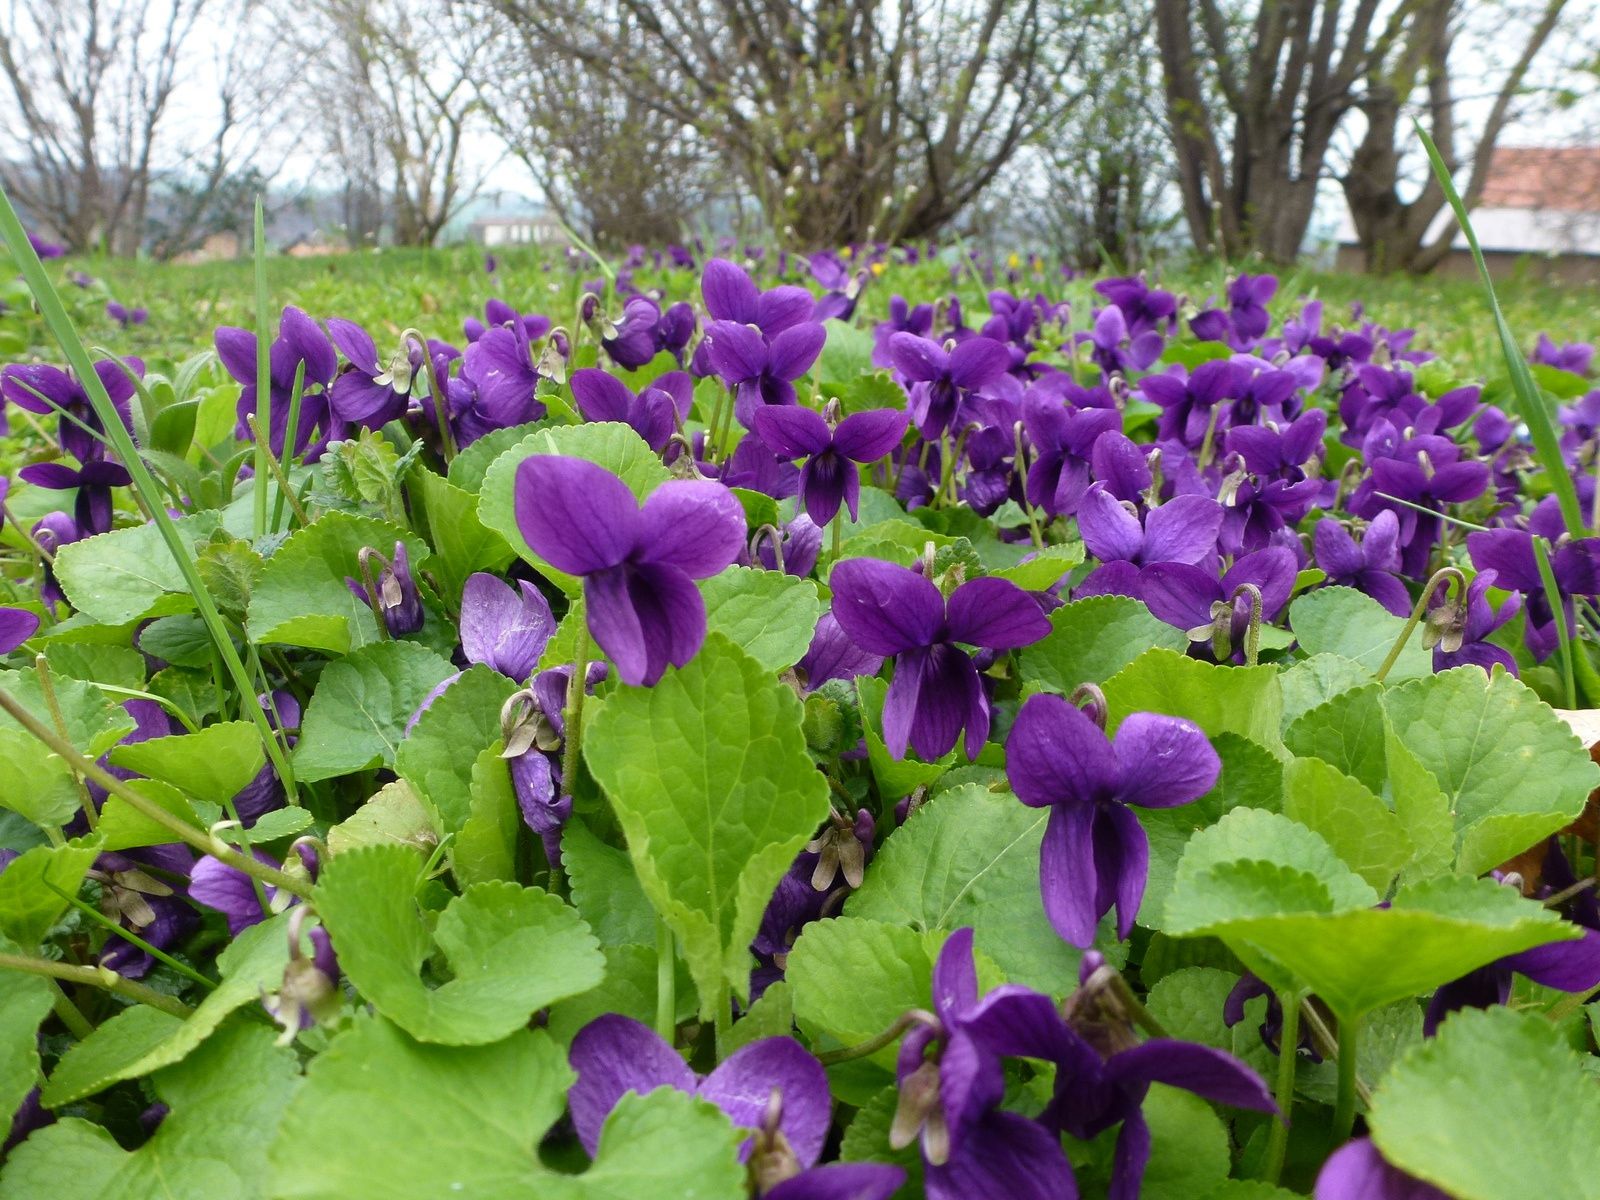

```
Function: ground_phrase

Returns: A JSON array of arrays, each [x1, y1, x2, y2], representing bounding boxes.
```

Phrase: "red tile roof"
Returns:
[[1479, 146, 1600, 212]]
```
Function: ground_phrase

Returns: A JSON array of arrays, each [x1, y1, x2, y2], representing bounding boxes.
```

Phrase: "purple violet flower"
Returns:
[[1021, 389, 1122, 517], [570, 368, 692, 452], [890, 929, 1079, 1200], [828, 559, 1050, 759], [753, 405, 909, 526], [1140, 546, 1298, 661], [1312, 512, 1411, 617], [326, 318, 416, 428], [1532, 333, 1595, 376], [701, 257, 816, 337], [26, 231, 64, 258], [887, 333, 1011, 439], [1078, 304, 1163, 377], [17, 458, 131, 537], [702, 320, 828, 427], [214, 306, 338, 458], [568, 1015, 831, 1163], [190, 850, 295, 934], [969, 953, 1274, 1200], [1426, 569, 1521, 675], [345, 542, 424, 638], [0, 607, 39, 654], [1140, 361, 1249, 448], [1006, 694, 1219, 945], [460, 572, 555, 683], [91, 846, 197, 979], [513, 457, 745, 685], [1315, 1138, 1450, 1199], [465, 299, 551, 345], [796, 612, 883, 690], [596, 296, 663, 369], [1093, 276, 1176, 338], [1074, 485, 1223, 598], [1, 356, 143, 462], [1467, 526, 1600, 661], [752, 515, 823, 579], [106, 301, 148, 328]]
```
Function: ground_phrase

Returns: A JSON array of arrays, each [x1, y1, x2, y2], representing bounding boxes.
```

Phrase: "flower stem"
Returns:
[[555, 622, 592, 895], [1095, 964, 1170, 1039], [654, 915, 675, 1042], [50, 983, 94, 1039], [1374, 566, 1464, 683], [0, 688, 312, 900], [34, 655, 94, 829], [704, 386, 728, 464], [245, 413, 310, 528], [252, 197, 271, 542], [1330, 1014, 1362, 1147], [404, 328, 456, 463], [45, 881, 217, 991], [713, 982, 732, 1058], [1229, 583, 1264, 667], [815, 1009, 936, 1066], [560, 623, 590, 792], [0, 952, 193, 1018], [1262, 990, 1301, 1185]]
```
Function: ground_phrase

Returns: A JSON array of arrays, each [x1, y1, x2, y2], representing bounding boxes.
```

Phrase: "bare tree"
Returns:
[[305, 0, 494, 247], [146, 4, 300, 258], [1005, 7, 1176, 270], [0, 0, 210, 254], [1154, 0, 1397, 262], [478, 11, 715, 249], [478, 0, 1102, 246], [1340, 0, 1575, 273]]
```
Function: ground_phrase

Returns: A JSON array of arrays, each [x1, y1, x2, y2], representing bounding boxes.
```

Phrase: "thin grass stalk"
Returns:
[[252, 197, 272, 540], [1415, 123, 1585, 538], [272, 360, 308, 532], [1533, 536, 1577, 709]]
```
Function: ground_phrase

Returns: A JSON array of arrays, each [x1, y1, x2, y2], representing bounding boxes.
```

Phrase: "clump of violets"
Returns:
[[828, 558, 1049, 760], [514, 456, 745, 686], [1006, 691, 1220, 946]]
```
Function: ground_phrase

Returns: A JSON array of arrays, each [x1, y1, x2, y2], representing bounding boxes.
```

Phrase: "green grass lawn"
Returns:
[[13, 244, 1600, 383]]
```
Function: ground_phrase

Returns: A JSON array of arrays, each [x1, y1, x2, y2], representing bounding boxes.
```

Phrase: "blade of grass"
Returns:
[[1533, 536, 1577, 709], [271, 360, 307, 532], [554, 216, 616, 288], [252, 198, 273, 540], [0, 181, 298, 805], [1415, 121, 1585, 538]]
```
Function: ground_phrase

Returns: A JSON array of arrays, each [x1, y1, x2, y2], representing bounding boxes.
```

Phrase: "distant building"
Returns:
[[469, 213, 567, 248], [1336, 146, 1600, 283]]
